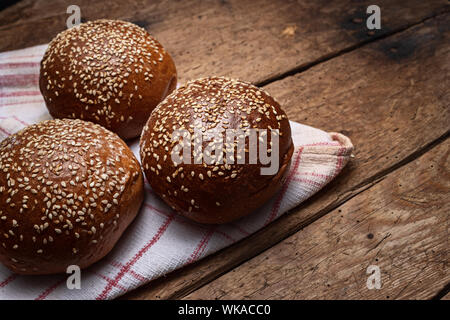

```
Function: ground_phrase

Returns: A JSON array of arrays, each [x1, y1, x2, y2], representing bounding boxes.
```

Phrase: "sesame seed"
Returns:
[[140, 77, 290, 218]]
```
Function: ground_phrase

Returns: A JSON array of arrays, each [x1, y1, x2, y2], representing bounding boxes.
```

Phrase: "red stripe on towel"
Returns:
[[96, 214, 175, 300]]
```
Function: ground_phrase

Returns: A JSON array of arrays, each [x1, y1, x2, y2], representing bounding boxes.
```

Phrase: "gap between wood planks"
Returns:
[[138, 13, 449, 300], [431, 281, 450, 300], [1, 0, 449, 85], [256, 9, 450, 87]]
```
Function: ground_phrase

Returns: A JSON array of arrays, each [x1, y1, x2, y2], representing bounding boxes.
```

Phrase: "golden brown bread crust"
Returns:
[[0, 119, 144, 275], [39, 19, 177, 140], [140, 77, 293, 224]]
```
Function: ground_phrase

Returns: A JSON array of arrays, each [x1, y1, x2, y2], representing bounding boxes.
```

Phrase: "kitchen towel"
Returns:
[[0, 45, 353, 300]]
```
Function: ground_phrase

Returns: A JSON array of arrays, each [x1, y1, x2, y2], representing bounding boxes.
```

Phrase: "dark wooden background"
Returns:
[[0, 0, 448, 300]]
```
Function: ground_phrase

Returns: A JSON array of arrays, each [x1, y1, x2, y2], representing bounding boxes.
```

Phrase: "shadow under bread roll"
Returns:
[[0, 119, 144, 275]]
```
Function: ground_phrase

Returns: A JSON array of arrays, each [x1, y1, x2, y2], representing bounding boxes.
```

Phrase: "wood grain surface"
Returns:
[[0, 0, 449, 300], [124, 13, 450, 299], [0, 0, 448, 84], [185, 140, 449, 299]]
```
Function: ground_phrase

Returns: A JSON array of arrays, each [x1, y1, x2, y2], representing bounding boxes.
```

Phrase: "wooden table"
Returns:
[[0, 0, 448, 300]]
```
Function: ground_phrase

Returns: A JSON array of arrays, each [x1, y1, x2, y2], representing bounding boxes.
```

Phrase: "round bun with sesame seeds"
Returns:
[[0, 119, 144, 275], [140, 77, 294, 224], [39, 19, 177, 140]]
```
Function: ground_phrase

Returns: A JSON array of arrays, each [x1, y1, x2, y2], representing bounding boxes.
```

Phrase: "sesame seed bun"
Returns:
[[140, 77, 294, 224], [39, 19, 177, 140], [0, 119, 144, 275]]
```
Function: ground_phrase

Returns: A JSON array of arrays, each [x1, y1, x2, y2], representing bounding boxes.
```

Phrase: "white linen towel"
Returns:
[[0, 45, 353, 300]]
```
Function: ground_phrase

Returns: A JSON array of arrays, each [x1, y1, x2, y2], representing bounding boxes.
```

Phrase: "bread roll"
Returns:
[[0, 119, 144, 274], [140, 77, 294, 224], [39, 19, 177, 140]]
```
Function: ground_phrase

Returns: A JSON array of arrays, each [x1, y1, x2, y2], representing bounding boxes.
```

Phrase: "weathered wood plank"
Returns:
[[0, 0, 448, 84], [123, 14, 450, 299], [185, 139, 449, 300]]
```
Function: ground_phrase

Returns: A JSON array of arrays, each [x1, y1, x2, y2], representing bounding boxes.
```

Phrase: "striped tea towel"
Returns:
[[0, 45, 354, 300]]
